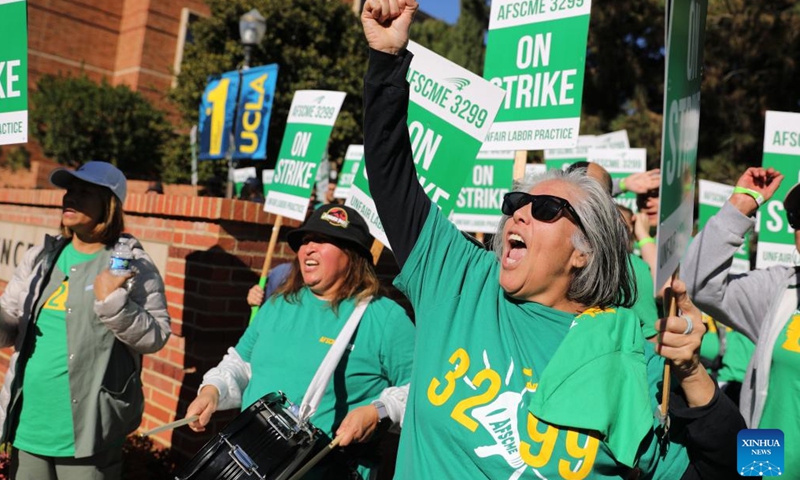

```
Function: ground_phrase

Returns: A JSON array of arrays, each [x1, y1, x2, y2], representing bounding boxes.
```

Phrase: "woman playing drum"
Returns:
[[185, 205, 415, 479]]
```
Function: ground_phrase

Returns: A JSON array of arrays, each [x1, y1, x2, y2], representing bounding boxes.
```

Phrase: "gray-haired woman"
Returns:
[[358, 0, 743, 478]]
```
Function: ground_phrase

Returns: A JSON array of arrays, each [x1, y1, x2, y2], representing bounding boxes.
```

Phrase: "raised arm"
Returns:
[[361, 0, 430, 268], [683, 167, 789, 339]]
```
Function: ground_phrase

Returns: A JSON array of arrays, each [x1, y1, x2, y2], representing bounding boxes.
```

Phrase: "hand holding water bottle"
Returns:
[[95, 241, 134, 301]]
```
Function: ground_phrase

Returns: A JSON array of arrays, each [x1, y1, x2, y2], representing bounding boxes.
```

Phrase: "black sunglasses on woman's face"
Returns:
[[501, 192, 588, 236]]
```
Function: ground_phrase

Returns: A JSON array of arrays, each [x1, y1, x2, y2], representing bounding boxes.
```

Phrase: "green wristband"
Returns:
[[619, 178, 627, 192], [637, 237, 655, 248], [733, 186, 764, 207]]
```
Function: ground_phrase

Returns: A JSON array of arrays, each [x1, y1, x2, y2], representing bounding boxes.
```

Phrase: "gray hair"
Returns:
[[492, 168, 636, 308]]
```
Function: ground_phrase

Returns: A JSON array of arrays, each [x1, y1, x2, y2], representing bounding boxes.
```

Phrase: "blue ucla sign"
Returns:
[[198, 64, 279, 161]]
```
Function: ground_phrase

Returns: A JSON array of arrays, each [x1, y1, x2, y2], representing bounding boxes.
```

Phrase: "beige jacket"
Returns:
[[0, 234, 170, 457]]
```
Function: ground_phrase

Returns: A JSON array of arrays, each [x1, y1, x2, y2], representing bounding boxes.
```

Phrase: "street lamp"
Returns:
[[226, 8, 267, 198], [239, 9, 266, 69]]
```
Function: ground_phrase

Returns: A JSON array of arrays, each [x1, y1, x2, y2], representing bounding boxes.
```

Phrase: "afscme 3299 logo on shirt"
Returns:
[[321, 207, 350, 228], [737, 429, 784, 476]]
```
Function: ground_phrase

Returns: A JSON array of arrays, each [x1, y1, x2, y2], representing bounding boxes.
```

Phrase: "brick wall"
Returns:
[[0, 187, 303, 457]]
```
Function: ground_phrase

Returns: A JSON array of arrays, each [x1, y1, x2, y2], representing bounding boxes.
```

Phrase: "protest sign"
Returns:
[[450, 150, 515, 234], [347, 41, 505, 248], [587, 148, 646, 212], [263, 90, 346, 221], [654, 0, 707, 291], [261, 168, 274, 197], [233, 167, 257, 197], [756, 110, 800, 268], [334, 145, 363, 199], [525, 163, 547, 180], [483, 0, 592, 150], [543, 135, 598, 171], [0, 0, 28, 146]]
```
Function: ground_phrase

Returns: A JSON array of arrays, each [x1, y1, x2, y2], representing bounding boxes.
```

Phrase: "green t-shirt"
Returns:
[[716, 327, 755, 384], [758, 311, 800, 474], [699, 316, 721, 368], [630, 254, 659, 339], [235, 288, 414, 477], [393, 205, 688, 479], [15, 242, 99, 456]]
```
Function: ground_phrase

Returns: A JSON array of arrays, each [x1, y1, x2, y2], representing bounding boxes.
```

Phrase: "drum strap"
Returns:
[[298, 296, 372, 423]]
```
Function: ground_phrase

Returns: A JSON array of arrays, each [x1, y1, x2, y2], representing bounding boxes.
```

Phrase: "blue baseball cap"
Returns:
[[50, 161, 128, 202]]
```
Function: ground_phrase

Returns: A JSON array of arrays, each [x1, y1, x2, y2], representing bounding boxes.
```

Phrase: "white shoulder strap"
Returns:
[[298, 296, 372, 423]]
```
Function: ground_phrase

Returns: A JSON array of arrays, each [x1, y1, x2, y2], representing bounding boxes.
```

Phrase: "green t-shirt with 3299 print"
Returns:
[[14, 243, 100, 456], [392, 204, 689, 479]]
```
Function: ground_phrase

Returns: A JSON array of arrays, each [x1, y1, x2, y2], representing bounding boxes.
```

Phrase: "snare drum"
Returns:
[[174, 392, 360, 480]]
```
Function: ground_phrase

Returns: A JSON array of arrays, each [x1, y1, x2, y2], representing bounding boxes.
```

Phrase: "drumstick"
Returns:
[[249, 215, 283, 323], [140, 415, 199, 437], [286, 437, 341, 480]]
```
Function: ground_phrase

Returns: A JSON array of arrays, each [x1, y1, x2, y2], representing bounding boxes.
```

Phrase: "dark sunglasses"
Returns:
[[502, 192, 588, 235], [787, 209, 800, 230]]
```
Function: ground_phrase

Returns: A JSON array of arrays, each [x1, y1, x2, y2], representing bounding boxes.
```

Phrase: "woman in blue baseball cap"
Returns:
[[0, 161, 170, 479]]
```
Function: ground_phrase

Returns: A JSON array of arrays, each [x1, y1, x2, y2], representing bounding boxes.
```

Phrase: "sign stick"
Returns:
[[513, 151, 527, 181], [475, 232, 485, 244], [249, 215, 284, 323], [659, 270, 679, 418]]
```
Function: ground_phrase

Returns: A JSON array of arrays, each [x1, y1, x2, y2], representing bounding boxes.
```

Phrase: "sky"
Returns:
[[417, 0, 460, 24]]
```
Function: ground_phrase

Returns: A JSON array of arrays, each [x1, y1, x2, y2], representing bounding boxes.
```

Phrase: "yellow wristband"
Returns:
[[637, 237, 655, 248], [733, 186, 764, 207]]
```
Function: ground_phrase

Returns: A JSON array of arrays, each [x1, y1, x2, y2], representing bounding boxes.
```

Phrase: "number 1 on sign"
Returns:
[[206, 78, 230, 156]]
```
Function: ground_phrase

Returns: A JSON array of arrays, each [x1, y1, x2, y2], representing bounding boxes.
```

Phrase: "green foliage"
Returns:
[[582, 0, 800, 185], [167, 0, 366, 187], [30, 75, 171, 179], [699, 0, 800, 183], [6, 146, 31, 172]]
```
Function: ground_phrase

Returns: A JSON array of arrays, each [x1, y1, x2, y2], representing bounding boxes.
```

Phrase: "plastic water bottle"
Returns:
[[109, 241, 133, 276]]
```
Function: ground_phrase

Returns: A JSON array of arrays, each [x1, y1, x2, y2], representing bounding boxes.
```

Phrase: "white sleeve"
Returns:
[[199, 347, 252, 411], [378, 383, 409, 431]]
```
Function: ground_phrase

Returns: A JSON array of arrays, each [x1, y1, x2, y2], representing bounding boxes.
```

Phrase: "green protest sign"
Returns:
[[347, 41, 505, 248], [264, 90, 346, 221], [483, 0, 591, 150], [756, 110, 800, 268], [334, 144, 362, 200], [697, 180, 750, 274], [525, 163, 547, 179], [450, 150, 515, 234], [587, 148, 646, 212], [596, 130, 630, 149], [654, 0, 707, 291], [0, 0, 27, 145], [544, 134, 597, 171]]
